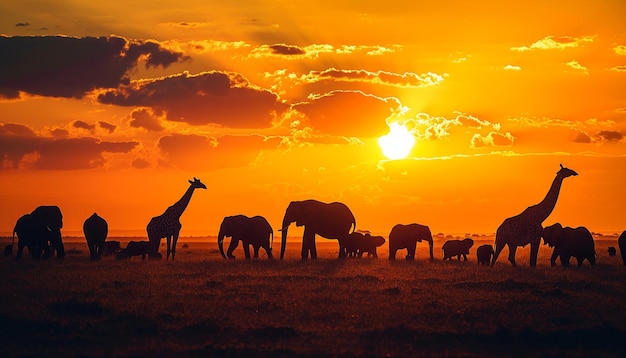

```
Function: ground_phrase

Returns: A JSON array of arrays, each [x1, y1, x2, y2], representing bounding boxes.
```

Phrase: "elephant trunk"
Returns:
[[280, 217, 291, 260], [217, 230, 227, 259]]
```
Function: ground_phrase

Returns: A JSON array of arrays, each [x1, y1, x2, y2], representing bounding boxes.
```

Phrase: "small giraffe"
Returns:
[[147, 178, 206, 260], [491, 164, 578, 267]]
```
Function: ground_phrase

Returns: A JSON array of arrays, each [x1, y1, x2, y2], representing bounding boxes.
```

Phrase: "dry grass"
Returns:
[[1, 236, 625, 357]]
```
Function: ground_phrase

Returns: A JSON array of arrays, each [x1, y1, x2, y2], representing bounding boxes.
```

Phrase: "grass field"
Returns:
[[1, 235, 625, 357]]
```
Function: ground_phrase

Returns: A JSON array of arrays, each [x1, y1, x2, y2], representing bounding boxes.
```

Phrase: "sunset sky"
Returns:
[[1, 1, 625, 238]]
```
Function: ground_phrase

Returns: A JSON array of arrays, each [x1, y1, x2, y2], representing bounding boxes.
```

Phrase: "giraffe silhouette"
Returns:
[[491, 164, 578, 267], [147, 177, 206, 260]]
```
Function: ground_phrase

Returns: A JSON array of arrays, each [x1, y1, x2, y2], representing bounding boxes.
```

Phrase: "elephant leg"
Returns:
[[389, 247, 397, 260], [577, 257, 583, 267], [507, 244, 518, 267], [529, 241, 539, 267], [562, 255, 570, 267], [302, 228, 317, 260], [338, 240, 347, 259], [491, 240, 505, 267], [463, 254, 467, 261], [227, 239, 238, 259], [253, 245, 260, 259], [428, 244, 434, 260], [243, 244, 251, 260], [406, 245, 416, 261], [266, 245, 273, 259], [550, 250, 558, 267]]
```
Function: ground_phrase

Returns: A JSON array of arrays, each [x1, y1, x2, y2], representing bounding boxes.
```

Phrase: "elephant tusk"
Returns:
[[277, 226, 289, 232]]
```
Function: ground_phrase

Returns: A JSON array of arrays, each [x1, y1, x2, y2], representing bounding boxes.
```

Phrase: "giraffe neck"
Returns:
[[166, 185, 196, 218], [529, 174, 565, 222]]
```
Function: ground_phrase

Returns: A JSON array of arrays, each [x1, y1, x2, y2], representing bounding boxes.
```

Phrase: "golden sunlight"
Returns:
[[378, 122, 415, 160]]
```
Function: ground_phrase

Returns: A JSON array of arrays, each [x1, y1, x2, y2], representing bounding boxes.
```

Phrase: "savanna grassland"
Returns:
[[1, 236, 625, 357]]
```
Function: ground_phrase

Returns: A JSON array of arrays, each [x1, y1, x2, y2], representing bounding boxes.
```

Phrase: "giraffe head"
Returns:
[[557, 164, 578, 178], [189, 177, 207, 189]]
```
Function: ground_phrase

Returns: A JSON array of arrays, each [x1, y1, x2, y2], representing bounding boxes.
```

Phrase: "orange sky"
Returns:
[[1, 1, 625, 237]]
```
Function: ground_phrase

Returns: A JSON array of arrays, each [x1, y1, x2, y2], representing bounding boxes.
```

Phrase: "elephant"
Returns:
[[218, 215, 274, 260], [542, 223, 596, 267], [607, 247, 616, 257], [12, 206, 64, 260], [340, 232, 386, 258], [116, 241, 161, 260], [388, 223, 434, 260], [476, 244, 494, 265], [83, 213, 108, 260], [102, 241, 121, 257], [618, 231, 626, 266], [280, 199, 356, 260], [442, 238, 474, 261]]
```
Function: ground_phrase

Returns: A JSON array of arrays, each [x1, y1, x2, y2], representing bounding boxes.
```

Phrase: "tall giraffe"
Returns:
[[491, 164, 578, 267], [147, 178, 206, 260]]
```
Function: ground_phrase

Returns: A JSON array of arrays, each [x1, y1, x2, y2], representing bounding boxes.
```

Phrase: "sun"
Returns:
[[378, 122, 415, 160]]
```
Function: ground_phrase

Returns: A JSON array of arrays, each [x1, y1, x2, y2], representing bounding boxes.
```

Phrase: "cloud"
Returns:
[[610, 66, 626, 72], [0, 35, 187, 99], [15, 22, 30, 27], [503, 65, 521, 71], [597, 130, 623, 142], [248, 43, 400, 59], [470, 132, 515, 148], [132, 158, 151, 169], [300, 68, 446, 88], [566, 60, 588, 74], [269, 44, 306, 55], [99, 71, 288, 128], [572, 131, 592, 143], [98, 121, 116, 133], [128, 108, 165, 132], [0, 123, 138, 170], [292, 90, 403, 137], [157, 133, 280, 171], [511, 35, 594, 51], [614, 45, 626, 56], [73, 120, 95, 132]]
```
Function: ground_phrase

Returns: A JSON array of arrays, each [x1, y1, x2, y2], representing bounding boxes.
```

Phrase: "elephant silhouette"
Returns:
[[442, 238, 474, 261], [12, 206, 64, 260], [476, 244, 494, 265], [116, 241, 161, 260], [83, 213, 108, 260], [340, 232, 386, 258], [607, 247, 616, 257], [280, 199, 356, 260], [218, 215, 273, 260], [388, 223, 434, 260], [542, 223, 596, 267], [618, 231, 626, 266]]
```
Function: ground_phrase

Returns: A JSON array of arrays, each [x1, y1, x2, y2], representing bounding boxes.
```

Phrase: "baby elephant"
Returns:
[[442, 238, 474, 261], [476, 244, 494, 265], [607, 247, 616, 257], [116, 241, 161, 260], [342, 232, 386, 258], [542, 223, 595, 267]]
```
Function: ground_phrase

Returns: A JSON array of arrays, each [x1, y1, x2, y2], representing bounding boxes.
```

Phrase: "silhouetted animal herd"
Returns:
[[6, 167, 626, 267]]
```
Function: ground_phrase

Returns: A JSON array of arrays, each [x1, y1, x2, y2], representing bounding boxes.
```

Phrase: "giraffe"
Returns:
[[147, 177, 207, 260], [491, 164, 578, 267]]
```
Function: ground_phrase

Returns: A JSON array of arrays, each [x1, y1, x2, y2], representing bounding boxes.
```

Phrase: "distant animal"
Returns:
[[341, 232, 386, 258], [492, 164, 577, 267], [476, 244, 494, 265], [12, 206, 65, 260], [4, 244, 12, 256], [388, 223, 434, 260], [101, 241, 121, 257], [116, 241, 160, 260], [83, 213, 108, 260], [280, 199, 356, 260], [147, 178, 206, 260], [619, 231, 626, 266], [218, 215, 273, 260], [542, 223, 596, 267], [607, 247, 616, 257], [442, 238, 474, 261]]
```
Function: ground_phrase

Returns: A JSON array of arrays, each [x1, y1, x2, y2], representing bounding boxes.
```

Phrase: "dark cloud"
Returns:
[[129, 108, 165, 132], [269, 44, 305, 55], [50, 128, 69, 138], [99, 71, 288, 128], [98, 121, 116, 133], [292, 91, 399, 137], [0, 35, 187, 99], [0, 123, 138, 170], [73, 120, 95, 131], [132, 158, 151, 169], [15, 23, 30, 27], [572, 131, 592, 143], [597, 130, 623, 142], [158, 133, 280, 171]]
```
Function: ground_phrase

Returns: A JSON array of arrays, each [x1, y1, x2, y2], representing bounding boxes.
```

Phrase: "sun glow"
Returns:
[[378, 122, 415, 160]]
